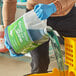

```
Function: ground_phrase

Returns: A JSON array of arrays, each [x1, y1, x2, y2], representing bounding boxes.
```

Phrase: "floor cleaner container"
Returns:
[[5, 10, 49, 54]]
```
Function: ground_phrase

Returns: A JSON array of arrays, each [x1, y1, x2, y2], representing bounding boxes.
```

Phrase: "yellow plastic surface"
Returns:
[[64, 37, 76, 76], [27, 68, 68, 76]]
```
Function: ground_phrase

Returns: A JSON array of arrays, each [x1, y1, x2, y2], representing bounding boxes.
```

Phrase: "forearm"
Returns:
[[2, 0, 17, 28], [53, 0, 75, 14]]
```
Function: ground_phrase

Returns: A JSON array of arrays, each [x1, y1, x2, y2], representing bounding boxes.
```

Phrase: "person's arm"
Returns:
[[2, 0, 17, 28], [34, 0, 75, 20], [53, 0, 75, 14]]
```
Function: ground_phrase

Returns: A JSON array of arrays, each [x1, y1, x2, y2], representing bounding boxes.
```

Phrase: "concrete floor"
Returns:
[[0, 56, 31, 76]]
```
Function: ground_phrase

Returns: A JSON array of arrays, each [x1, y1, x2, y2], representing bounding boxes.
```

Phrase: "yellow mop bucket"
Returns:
[[25, 68, 68, 76], [25, 37, 76, 76], [64, 37, 76, 76]]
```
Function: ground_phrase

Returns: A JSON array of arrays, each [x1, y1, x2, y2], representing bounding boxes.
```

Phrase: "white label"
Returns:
[[0, 38, 5, 49]]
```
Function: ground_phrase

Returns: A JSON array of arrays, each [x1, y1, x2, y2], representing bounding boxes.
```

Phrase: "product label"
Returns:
[[0, 38, 5, 49], [8, 17, 33, 53]]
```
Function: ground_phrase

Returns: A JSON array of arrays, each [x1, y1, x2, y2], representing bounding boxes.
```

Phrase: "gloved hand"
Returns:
[[34, 3, 57, 20], [4, 36, 24, 57]]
